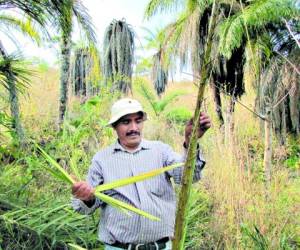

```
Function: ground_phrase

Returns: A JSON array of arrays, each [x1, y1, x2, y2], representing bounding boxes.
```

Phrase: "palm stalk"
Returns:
[[59, 2, 72, 126], [35, 144, 182, 221], [172, 1, 219, 249]]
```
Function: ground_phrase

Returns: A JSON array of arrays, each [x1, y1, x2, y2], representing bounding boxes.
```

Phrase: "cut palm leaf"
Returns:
[[68, 243, 87, 250], [35, 143, 182, 221], [95, 192, 160, 221], [95, 162, 184, 192]]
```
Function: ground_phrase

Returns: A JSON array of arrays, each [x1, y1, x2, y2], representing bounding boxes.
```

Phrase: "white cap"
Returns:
[[108, 98, 147, 125]]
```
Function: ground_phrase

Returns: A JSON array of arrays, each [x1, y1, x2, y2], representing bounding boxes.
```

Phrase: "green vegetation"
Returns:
[[0, 0, 299, 249]]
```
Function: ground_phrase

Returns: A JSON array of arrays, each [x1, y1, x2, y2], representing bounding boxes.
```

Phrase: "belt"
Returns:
[[109, 237, 170, 250]]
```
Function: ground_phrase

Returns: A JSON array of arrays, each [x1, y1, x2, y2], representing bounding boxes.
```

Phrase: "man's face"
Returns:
[[114, 112, 144, 150]]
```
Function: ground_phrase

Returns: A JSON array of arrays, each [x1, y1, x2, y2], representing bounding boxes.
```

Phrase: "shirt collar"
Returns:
[[112, 139, 151, 153]]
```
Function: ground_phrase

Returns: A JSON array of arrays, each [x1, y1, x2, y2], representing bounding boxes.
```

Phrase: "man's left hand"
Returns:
[[184, 112, 211, 147]]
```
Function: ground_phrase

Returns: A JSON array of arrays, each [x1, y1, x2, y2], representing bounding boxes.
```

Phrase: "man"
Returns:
[[72, 98, 211, 250]]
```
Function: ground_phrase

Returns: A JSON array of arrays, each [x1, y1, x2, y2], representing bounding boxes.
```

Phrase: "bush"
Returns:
[[166, 107, 192, 125]]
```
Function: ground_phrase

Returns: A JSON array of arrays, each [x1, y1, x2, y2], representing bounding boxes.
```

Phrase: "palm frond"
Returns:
[[96, 162, 183, 192], [72, 0, 97, 44], [0, 14, 41, 44], [103, 19, 135, 94], [152, 50, 168, 95], [0, 110, 12, 128], [219, 0, 299, 58], [144, 0, 184, 19], [0, 0, 47, 25], [0, 53, 33, 93], [156, 90, 186, 113]]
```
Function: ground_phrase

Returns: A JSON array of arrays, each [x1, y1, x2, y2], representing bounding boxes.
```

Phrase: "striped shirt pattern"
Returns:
[[72, 139, 205, 245]]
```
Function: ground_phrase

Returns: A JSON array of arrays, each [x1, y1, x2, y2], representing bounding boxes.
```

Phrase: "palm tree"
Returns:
[[145, 0, 247, 128], [103, 19, 134, 95], [146, 1, 222, 248], [71, 46, 101, 97], [0, 48, 32, 144], [0, 7, 42, 145], [142, 28, 170, 96], [48, 0, 96, 126]]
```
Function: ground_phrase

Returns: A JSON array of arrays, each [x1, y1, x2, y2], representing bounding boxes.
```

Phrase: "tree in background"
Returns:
[[0, 1, 44, 145], [142, 28, 170, 96], [145, 0, 246, 128], [103, 19, 134, 95], [51, 0, 96, 126], [71, 46, 101, 97]]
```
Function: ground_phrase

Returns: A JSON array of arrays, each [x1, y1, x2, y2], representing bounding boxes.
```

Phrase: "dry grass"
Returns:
[[15, 69, 300, 249]]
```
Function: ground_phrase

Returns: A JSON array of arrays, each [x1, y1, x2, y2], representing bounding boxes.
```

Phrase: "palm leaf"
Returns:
[[0, 14, 41, 44], [0, 53, 33, 93], [144, 0, 184, 19], [94, 192, 160, 221], [96, 162, 183, 192], [218, 0, 299, 58], [72, 0, 97, 44]]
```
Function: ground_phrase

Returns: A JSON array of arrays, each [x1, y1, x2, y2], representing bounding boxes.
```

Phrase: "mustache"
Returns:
[[126, 131, 140, 136]]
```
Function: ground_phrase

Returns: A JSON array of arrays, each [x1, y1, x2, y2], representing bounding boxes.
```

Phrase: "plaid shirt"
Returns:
[[72, 139, 205, 244]]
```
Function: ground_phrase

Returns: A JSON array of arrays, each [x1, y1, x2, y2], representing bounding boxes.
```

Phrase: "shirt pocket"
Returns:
[[146, 174, 173, 197]]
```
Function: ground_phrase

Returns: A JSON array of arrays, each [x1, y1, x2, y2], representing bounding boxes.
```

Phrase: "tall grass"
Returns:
[[0, 68, 299, 249]]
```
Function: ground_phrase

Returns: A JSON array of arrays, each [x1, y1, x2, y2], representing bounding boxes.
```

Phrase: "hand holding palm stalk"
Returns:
[[35, 144, 183, 221]]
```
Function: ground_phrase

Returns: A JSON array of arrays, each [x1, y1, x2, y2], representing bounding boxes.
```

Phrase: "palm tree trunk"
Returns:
[[7, 74, 25, 143], [58, 31, 72, 126], [172, 2, 219, 249], [0, 40, 25, 145]]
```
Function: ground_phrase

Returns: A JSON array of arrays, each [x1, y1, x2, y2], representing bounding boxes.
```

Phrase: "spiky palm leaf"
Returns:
[[136, 78, 186, 116], [0, 14, 41, 44], [218, 0, 299, 58], [0, 53, 32, 92], [103, 19, 134, 94]]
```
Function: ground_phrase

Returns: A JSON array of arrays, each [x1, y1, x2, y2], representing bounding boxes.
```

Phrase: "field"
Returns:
[[0, 68, 299, 249]]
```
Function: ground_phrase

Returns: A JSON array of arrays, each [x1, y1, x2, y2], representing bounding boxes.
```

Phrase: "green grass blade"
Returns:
[[42, 165, 72, 183], [68, 151, 81, 181], [35, 144, 75, 185], [95, 162, 183, 192], [95, 192, 160, 221], [68, 243, 87, 250]]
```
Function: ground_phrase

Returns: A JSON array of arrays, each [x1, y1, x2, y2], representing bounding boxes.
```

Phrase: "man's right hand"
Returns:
[[72, 181, 95, 201]]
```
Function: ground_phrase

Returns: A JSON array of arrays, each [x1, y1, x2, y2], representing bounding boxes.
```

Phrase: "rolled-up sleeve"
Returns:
[[161, 142, 205, 184], [71, 155, 104, 215]]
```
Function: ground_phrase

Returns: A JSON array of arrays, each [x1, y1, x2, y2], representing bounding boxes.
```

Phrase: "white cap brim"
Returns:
[[108, 109, 147, 126]]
